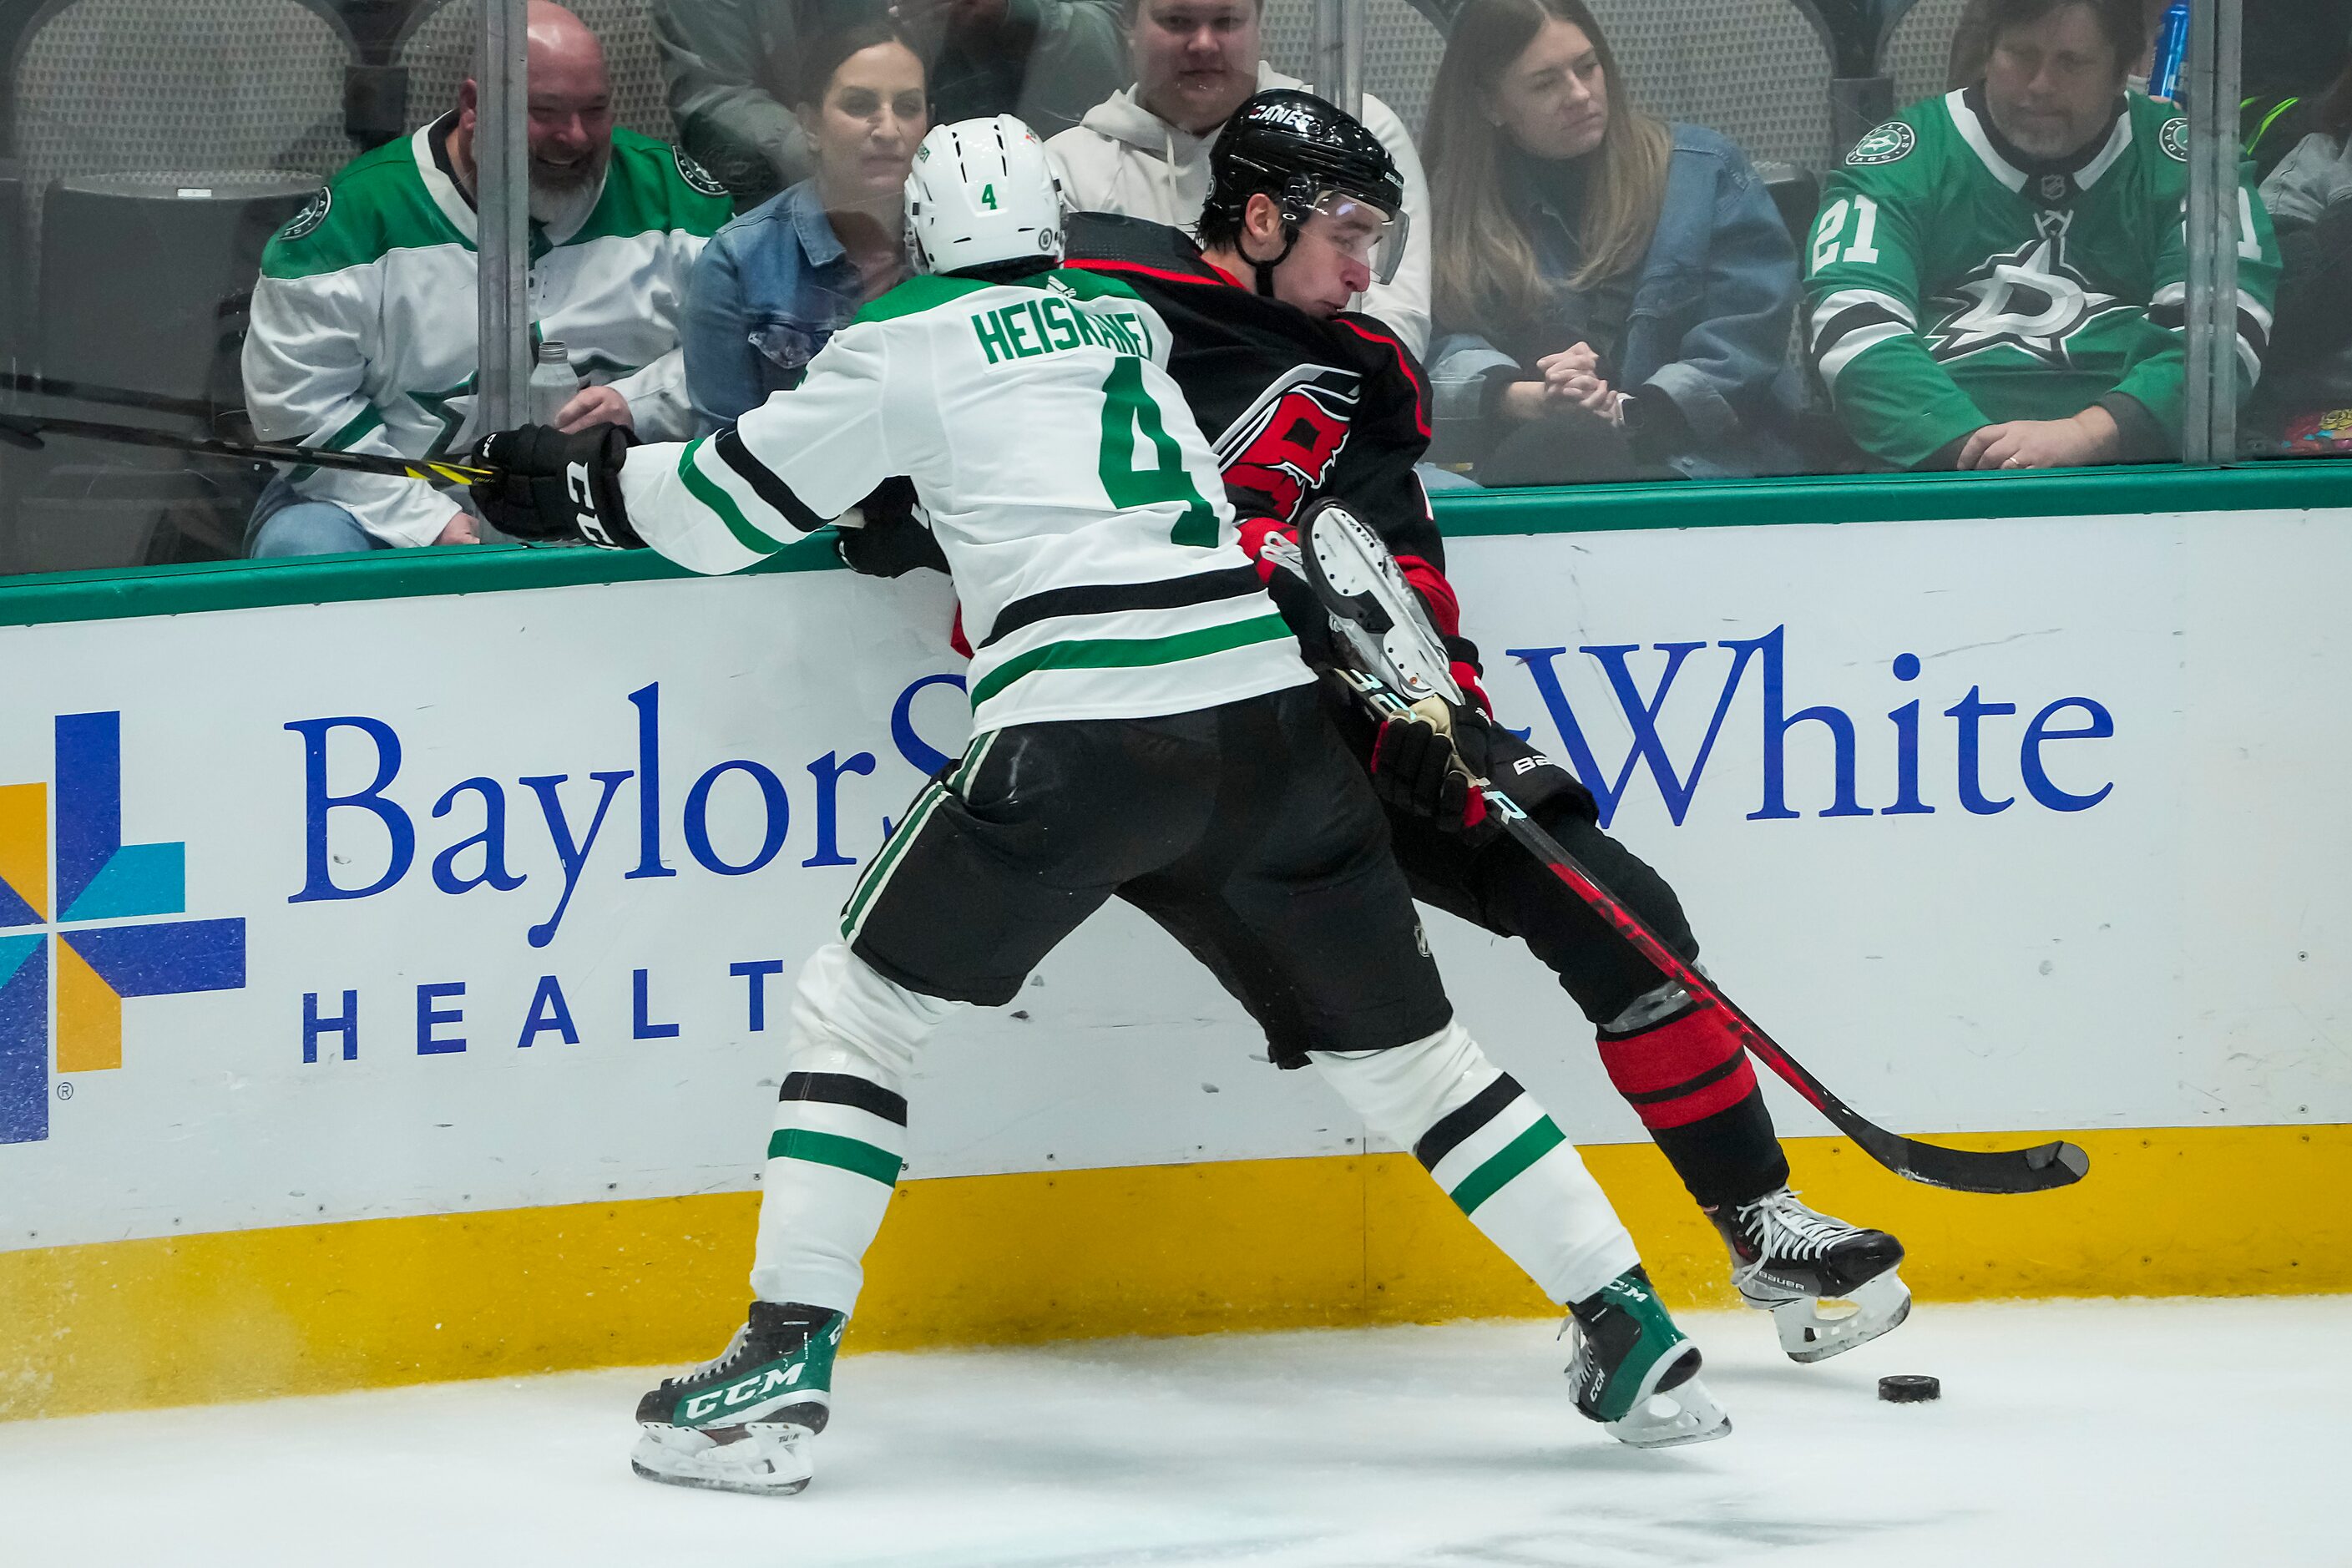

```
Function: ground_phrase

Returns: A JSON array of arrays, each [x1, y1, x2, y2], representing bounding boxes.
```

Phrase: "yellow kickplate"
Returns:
[[1, 1125, 2344, 1422]]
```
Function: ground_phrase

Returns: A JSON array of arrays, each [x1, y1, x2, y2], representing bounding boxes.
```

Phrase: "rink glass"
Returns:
[[0, 0, 2334, 582]]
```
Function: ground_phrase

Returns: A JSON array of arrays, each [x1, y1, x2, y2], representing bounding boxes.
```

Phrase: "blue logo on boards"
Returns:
[[0, 713, 248, 1145]]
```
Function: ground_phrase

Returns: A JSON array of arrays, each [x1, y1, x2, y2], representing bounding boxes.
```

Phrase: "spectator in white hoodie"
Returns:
[[1045, 0, 1432, 355]]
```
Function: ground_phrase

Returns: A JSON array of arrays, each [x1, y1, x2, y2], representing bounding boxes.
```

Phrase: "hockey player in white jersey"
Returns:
[[470, 116, 1729, 1495]]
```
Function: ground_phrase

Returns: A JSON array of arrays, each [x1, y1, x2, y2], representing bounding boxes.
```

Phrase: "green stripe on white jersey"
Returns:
[[616, 266, 1312, 731]]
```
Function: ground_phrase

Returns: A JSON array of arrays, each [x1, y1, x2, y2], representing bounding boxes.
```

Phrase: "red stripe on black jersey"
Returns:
[[1336, 316, 1432, 440]]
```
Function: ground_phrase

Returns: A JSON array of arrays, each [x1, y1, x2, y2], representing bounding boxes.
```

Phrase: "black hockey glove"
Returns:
[[468, 423, 641, 548], [1368, 696, 1503, 847], [835, 477, 948, 577]]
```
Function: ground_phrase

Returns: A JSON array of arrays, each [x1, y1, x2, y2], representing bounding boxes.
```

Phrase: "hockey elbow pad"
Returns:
[[470, 424, 643, 549]]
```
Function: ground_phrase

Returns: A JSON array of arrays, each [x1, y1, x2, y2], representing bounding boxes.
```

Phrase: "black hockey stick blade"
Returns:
[[0, 412, 43, 451], [1838, 1115, 2089, 1195]]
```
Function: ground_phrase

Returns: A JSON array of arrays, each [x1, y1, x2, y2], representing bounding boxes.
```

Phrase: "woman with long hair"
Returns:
[[1423, 0, 1800, 483], [682, 22, 929, 430]]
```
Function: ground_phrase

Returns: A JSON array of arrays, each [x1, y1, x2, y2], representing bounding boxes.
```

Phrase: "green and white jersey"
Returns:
[[1805, 88, 2278, 468], [616, 267, 1312, 732], [243, 117, 731, 545]]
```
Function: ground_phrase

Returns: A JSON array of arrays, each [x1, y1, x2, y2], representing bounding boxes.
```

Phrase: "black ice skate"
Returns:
[[1709, 1187, 1910, 1363], [630, 1301, 845, 1495], [1561, 1266, 1730, 1448]]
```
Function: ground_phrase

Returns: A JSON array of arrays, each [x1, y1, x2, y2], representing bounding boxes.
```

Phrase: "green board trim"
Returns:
[[0, 529, 845, 631], [2, 463, 2347, 631], [1429, 459, 2352, 538]]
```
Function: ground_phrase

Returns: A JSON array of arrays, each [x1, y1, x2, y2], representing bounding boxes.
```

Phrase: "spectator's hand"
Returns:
[[1537, 343, 1601, 382], [1956, 407, 2120, 470], [1553, 372, 1624, 425], [553, 383, 635, 434], [1535, 345, 1623, 424], [434, 512, 481, 546]]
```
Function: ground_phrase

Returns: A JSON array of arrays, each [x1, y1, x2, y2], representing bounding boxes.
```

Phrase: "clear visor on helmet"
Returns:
[[1302, 190, 1409, 286]]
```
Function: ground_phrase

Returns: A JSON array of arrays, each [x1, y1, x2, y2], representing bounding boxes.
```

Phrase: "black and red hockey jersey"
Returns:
[[1063, 213, 1486, 703]]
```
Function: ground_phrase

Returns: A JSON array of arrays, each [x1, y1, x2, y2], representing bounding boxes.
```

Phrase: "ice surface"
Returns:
[[0, 1297, 2341, 1565]]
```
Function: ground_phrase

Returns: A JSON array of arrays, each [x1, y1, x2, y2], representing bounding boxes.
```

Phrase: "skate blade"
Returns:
[[631, 1424, 812, 1497], [1773, 1271, 1913, 1363], [1606, 1373, 1732, 1449]]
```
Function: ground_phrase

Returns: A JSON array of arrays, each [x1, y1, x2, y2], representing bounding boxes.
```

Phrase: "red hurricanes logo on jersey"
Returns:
[[1213, 365, 1361, 522]]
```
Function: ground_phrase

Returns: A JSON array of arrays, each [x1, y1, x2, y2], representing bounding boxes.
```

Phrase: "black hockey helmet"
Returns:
[[1200, 89, 1409, 296]]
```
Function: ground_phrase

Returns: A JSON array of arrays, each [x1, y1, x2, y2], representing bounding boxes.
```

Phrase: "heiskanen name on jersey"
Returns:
[[614, 261, 1308, 733]]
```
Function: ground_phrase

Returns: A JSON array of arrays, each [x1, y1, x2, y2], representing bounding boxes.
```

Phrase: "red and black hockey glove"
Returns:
[[1368, 696, 1502, 846], [469, 423, 640, 548]]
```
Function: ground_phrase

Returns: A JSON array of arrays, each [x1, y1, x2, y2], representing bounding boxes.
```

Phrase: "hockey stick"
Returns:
[[0, 370, 228, 422], [0, 409, 495, 485], [1301, 508, 2089, 1195]]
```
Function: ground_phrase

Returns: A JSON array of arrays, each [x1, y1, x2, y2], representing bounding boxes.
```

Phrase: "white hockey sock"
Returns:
[[748, 943, 957, 1314], [1312, 1022, 1640, 1305]]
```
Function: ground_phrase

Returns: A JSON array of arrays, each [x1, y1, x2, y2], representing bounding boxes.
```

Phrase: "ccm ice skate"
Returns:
[[1562, 1267, 1730, 1448], [630, 1302, 844, 1495], [1711, 1187, 1910, 1363]]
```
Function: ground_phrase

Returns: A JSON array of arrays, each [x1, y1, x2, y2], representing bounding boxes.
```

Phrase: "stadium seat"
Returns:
[[1262, 0, 1451, 142], [396, 0, 676, 139], [1273, 0, 1839, 169], [1884, 0, 1969, 111], [3, 0, 362, 572]]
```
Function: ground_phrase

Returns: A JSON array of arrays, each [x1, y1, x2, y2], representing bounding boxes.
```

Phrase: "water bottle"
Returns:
[[2148, 2, 2190, 103], [529, 337, 581, 426]]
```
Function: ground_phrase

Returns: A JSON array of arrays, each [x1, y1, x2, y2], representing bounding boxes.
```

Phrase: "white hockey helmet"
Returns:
[[904, 115, 1065, 277]]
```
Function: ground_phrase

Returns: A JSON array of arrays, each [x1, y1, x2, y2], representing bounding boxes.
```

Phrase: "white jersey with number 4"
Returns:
[[615, 266, 1312, 731]]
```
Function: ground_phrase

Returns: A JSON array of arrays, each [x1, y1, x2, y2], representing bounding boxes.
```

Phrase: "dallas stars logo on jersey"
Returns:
[[1801, 86, 2279, 470], [1927, 211, 2128, 369]]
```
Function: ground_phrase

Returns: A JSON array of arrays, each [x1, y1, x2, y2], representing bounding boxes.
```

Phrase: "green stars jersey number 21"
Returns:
[[1803, 88, 2278, 469]]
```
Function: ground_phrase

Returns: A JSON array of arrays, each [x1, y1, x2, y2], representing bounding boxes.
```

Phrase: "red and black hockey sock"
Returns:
[[1595, 1000, 1789, 1211]]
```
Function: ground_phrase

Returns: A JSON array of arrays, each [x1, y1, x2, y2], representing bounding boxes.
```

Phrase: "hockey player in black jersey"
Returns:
[[1056, 92, 1912, 1364]]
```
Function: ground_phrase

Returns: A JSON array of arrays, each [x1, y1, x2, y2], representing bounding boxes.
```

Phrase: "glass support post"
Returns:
[[475, 0, 531, 432], [1310, 0, 1364, 121], [2181, 0, 2242, 463]]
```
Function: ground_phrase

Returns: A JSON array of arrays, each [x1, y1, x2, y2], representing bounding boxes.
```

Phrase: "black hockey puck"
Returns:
[[1878, 1374, 1940, 1404]]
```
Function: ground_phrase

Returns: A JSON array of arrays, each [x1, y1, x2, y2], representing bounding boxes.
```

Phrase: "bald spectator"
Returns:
[[1046, 0, 1433, 354], [653, 0, 1126, 208], [240, 2, 730, 556]]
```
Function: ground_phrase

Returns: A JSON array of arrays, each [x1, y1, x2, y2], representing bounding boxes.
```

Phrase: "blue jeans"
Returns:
[[244, 477, 392, 559]]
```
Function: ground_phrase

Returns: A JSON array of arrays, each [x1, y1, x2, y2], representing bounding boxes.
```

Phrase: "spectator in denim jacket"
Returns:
[[1423, 0, 1800, 484], [682, 22, 927, 429]]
